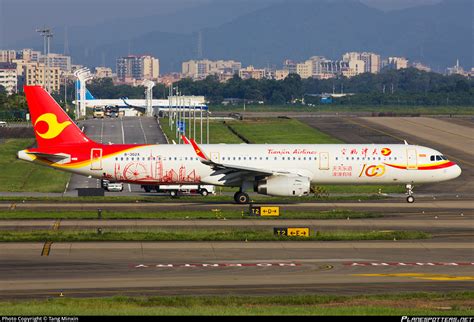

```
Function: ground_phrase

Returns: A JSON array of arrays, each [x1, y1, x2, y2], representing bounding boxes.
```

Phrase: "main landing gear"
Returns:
[[406, 184, 415, 203], [234, 191, 250, 204]]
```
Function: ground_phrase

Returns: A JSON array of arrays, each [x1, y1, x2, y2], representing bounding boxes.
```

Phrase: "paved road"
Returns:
[[1, 199, 472, 212], [0, 241, 472, 299], [65, 117, 168, 196]]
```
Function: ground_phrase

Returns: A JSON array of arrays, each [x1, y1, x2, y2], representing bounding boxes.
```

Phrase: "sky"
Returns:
[[0, 0, 442, 49]]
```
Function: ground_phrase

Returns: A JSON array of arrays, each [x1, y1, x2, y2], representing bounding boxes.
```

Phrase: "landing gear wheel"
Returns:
[[405, 184, 415, 203], [169, 190, 177, 197], [200, 189, 208, 197], [407, 195, 415, 203], [234, 191, 250, 204]]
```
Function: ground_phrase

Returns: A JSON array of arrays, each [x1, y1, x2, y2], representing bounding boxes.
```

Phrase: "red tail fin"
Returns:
[[24, 86, 91, 148]]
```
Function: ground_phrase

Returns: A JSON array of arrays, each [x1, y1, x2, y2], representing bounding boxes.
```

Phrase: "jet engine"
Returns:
[[256, 175, 310, 197]]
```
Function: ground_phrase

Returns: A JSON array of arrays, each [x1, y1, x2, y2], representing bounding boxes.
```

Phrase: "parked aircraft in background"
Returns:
[[19, 86, 461, 203], [72, 82, 207, 113]]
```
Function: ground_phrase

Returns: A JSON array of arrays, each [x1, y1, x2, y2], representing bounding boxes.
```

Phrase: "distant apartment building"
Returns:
[[94, 67, 113, 78], [446, 60, 468, 77], [0, 63, 18, 95], [412, 62, 431, 72], [12, 49, 41, 63], [116, 55, 160, 83], [386, 57, 409, 70], [296, 60, 313, 79], [158, 73, 184, 87], [342, 59, 365, 78], [274, 69, 290, 80], [238, 65, 266, 80], [283, 60, 297, 74], [320, 60, 349, 75], [0, 50, 17, 63], [343, 52, 380, 74], [39, 53, 72, 72], [182, 59, 241, 80], [19, 62, 60, 93]]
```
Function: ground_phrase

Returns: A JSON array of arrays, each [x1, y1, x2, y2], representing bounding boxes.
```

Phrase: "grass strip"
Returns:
[[227, 118, 341, 144], [0, 209, 380, 220], [0, 229, 429, 242], [0, 291, 472, 315], [0, 139, 70, 193]]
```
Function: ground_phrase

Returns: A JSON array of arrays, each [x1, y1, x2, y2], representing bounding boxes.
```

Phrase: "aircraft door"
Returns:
[[90, 148, 103, 170], [406, 148, 418, 170], [319, 152, 330, 170]]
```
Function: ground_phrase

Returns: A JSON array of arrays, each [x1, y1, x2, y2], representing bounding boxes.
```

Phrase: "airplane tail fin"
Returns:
[[75, 80, 95, 100], [24, 86, 92, 148], [85, 88, 95, 100]]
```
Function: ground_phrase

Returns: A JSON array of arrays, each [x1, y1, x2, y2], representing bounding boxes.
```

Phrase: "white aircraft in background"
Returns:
[[73, 83, 207, 113], [19, 86, 461, 203]]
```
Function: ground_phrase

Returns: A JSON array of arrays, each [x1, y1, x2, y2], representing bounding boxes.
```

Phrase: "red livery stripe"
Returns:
[[384, 161, 456, 170]]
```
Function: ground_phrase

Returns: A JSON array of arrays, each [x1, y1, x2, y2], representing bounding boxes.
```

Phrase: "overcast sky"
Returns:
[[0, 0, 442, 49]]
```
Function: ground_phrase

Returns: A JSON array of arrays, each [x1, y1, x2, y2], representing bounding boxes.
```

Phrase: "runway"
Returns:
[[0, 241, 472, 299]]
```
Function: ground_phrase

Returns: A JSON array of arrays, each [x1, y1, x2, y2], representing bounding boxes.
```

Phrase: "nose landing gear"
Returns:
[[406, 184, 415, 203]]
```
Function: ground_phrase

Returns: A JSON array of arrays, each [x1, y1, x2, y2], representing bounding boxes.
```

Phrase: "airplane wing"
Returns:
[[121, 98, 146, 113], [188, 137, 289, 178]]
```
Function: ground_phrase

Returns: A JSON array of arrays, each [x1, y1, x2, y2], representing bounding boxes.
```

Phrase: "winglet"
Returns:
[[189, 138, 209, 160], [181, 135, 191, 144]]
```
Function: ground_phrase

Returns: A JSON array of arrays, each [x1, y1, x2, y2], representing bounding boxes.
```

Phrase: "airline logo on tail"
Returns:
[[34, 113, 72, 139]]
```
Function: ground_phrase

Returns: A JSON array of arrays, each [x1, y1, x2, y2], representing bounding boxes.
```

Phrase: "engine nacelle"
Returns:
[[256, 175, 310, 197]]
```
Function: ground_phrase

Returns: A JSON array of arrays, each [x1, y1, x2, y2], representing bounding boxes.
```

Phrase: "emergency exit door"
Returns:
[[319, 152, 330, 170], [90, 148, 103, 170], [406, 148, 418, 170]]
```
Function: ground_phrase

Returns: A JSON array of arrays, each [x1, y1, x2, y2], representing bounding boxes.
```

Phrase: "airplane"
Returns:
[[73, 81, 208, 113], [18, 86, 462, 204]]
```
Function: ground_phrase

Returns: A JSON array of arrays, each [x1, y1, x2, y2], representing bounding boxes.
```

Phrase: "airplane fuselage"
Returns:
[[18, 143, 461, 187]]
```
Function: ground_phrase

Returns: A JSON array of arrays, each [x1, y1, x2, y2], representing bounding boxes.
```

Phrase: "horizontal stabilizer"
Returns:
[[27, 151, 69, 162]]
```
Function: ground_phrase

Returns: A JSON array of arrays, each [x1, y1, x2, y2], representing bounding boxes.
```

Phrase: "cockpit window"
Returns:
[[431, 155, 447, 161]]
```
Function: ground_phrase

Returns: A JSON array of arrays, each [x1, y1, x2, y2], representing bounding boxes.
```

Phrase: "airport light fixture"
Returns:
[[74, 68, 92, 120], [143, 80, 155, 117]]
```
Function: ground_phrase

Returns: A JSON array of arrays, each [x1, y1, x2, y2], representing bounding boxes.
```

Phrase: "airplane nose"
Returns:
[[452, 164, 462, 179]]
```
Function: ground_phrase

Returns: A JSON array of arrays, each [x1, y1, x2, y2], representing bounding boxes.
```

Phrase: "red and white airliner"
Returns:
[[18, 86, 461, 203]]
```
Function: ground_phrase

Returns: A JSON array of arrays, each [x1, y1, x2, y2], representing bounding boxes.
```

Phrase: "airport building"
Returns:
[[116, 55, 160, 83], [0, 63, 18, 95]]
